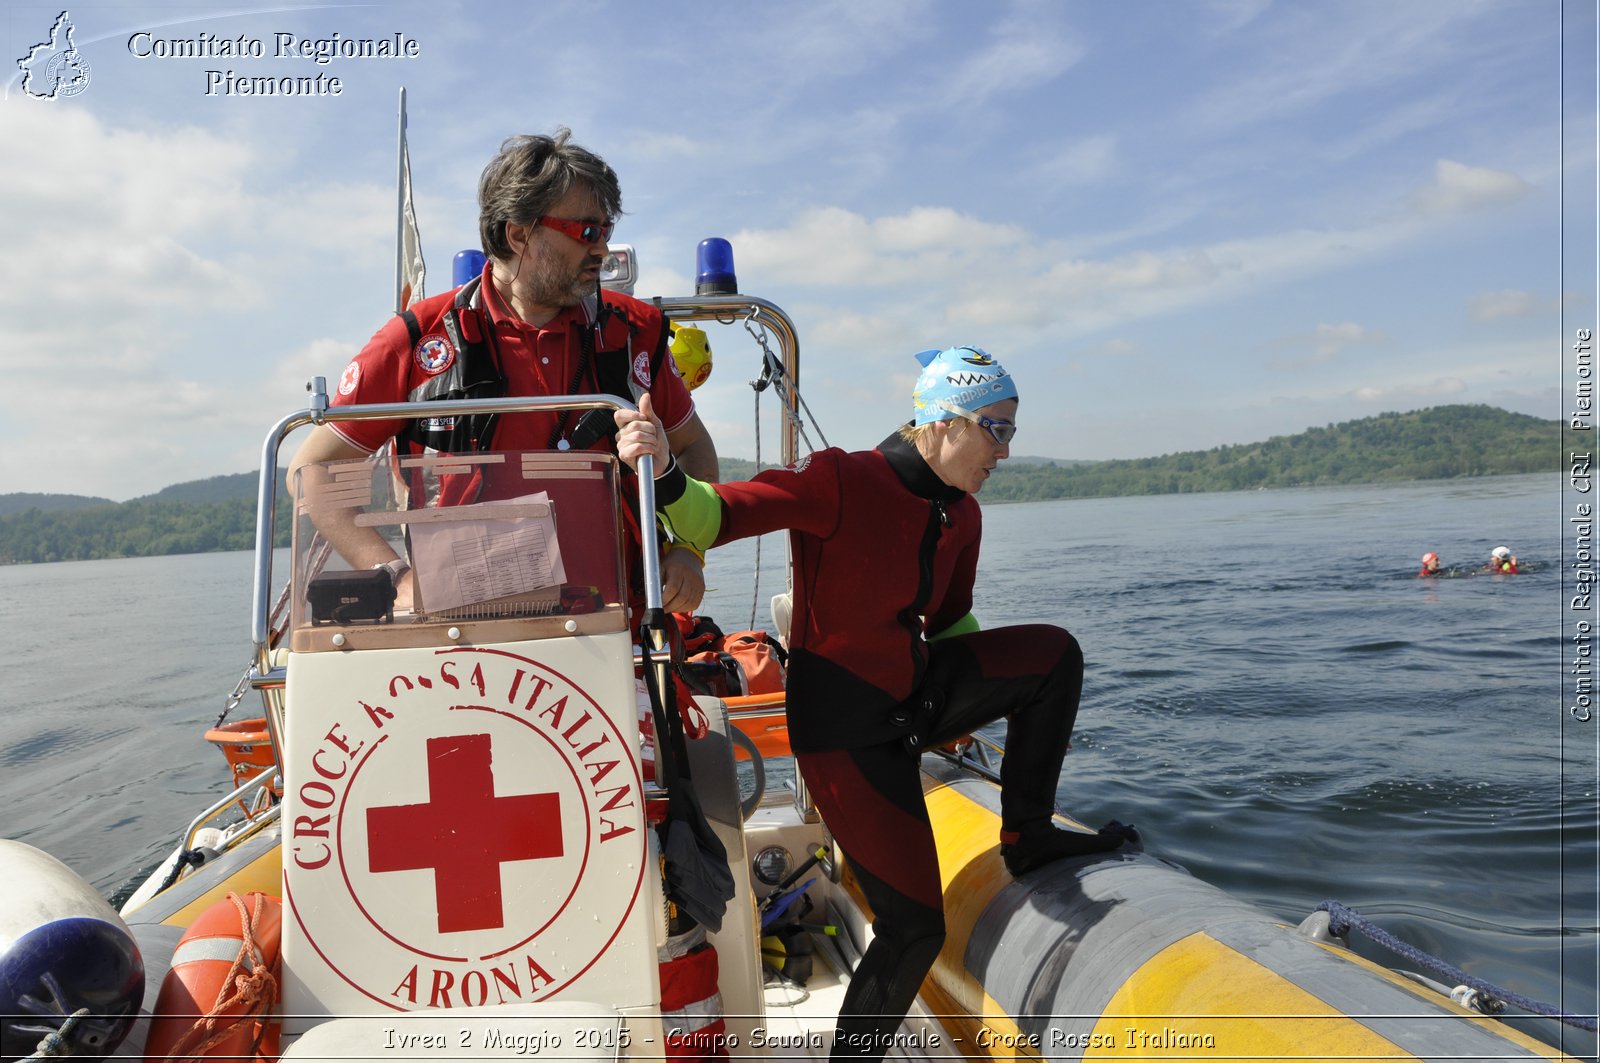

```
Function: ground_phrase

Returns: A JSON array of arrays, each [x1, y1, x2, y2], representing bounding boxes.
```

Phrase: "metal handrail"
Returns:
[[243, 293, 801, 802], [656, 295, 802, 468], [250, 294, 801, 671], [252, 392, 654, 667], [250, 392, 658, 765], [179, 769, 283, 855]]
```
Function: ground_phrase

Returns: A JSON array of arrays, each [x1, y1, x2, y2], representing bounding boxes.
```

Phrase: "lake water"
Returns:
[[1, 473, 1595, 1058]]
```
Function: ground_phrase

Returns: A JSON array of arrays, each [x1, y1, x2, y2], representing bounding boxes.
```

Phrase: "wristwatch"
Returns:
[[374, 558, 411, 583]]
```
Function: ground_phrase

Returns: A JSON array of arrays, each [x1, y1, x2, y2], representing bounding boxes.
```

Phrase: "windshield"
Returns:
[[287, 449, 628, 651]]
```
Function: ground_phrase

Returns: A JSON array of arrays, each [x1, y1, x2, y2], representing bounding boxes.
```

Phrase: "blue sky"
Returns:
[[2, 0, 1594, 499]]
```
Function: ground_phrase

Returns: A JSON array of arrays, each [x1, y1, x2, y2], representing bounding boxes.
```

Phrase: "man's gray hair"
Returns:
[[478, 128, 622, 260]]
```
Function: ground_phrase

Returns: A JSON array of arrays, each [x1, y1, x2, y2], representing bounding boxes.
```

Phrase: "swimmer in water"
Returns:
[[1485, 545, 1519, 574]]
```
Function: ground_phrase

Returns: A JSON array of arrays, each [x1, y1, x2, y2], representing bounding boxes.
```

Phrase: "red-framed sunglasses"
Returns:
[[535, 216, 615, 245]]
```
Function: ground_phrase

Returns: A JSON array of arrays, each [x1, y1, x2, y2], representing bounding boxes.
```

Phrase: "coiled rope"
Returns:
[[162, 891, 280, 1061], [1317, 900, 1597, 1032]]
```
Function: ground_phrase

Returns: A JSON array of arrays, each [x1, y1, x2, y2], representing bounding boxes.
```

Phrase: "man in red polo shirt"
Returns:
[[288, 129, 718, 613]]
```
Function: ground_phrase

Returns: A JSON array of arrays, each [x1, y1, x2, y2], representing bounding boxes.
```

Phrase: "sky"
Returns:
[[1, 0, 1595, 500]]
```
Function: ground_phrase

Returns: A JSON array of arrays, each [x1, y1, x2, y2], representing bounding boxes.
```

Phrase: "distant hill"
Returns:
[[0, 471, 287, 565], [135, 471, 262, 504], [981, 405, 1561, 502], [0, 406, 1565, 563], [720, 453, 1088, 479], [719, 457, 766, 481], [0, 492, 115, 517], [1006, 454, 1095, 467]]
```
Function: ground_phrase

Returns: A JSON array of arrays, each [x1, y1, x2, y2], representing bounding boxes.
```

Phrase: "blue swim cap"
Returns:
[[911, 346, 1018, 426]]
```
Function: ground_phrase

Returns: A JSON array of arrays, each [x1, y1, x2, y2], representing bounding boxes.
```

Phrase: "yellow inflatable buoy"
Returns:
[[670, 325, 713, 391]]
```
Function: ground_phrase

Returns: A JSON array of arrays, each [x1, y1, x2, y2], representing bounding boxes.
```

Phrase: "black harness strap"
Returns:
[[397, 278, 505, 455], [400, 283, 672, 456]]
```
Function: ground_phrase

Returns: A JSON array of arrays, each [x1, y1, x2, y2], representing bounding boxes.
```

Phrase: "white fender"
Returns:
[[0, 839, 144, 1060]]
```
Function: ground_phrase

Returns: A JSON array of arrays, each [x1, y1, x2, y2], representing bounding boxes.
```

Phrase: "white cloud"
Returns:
[[734, 206, 1030, 291], [1316, 322, 1382, 357], [625, 133, 701, 162], [1268, 322, 1387, 369], [1199, 0, 1275, 35], [1025, 134, 1118, 187], [1087, 338, 1139, 359], [810, 310, 913, 362], [0, 103, 396, 497], [728, 182, 1483, 374], [1355, 377, 1467, 402], [937, 18, 1086, 110], [1469, 288, 1554, 322], [265, 181, 393, 256], [1319, 92, 1463, 164], [1180, 3, 1505, 134], [0, 107, 257, 314], [1415, 159, 1533, 215], [734, 0, 937, 101], [268, 338, 361, 403]]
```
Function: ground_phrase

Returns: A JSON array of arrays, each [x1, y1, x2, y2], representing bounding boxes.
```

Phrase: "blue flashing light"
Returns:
[[453, 249, 487, 287], [696, 238, 737, 295]]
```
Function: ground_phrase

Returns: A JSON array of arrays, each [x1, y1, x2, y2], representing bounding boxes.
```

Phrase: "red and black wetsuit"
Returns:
[[659, 431, 1084, 1060]]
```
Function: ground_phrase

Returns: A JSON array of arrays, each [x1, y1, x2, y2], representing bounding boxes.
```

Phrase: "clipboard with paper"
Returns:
[[407, 492, 567, 619]]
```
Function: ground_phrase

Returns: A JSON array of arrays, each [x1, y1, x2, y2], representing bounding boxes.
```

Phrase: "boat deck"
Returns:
[[756, 924, 952, 1062]]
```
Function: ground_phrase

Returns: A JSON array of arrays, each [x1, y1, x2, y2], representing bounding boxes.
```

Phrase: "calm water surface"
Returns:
[[1, 473, 1595, 1057]]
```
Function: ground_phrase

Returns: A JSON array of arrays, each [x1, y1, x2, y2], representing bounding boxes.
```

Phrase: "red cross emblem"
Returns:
[[366, 733, 562, 934]]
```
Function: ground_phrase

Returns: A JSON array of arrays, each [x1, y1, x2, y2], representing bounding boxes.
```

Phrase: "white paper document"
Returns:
[[407, 493, 566, 614]]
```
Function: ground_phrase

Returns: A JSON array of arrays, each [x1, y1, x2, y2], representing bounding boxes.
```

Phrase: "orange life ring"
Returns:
[[203, 719, 276, 786], [142, 892, 282, 1063], [204, 719, 282, 816]]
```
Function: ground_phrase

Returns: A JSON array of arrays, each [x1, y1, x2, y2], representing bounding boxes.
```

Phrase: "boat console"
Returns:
[[278, 441, 670, 1040]]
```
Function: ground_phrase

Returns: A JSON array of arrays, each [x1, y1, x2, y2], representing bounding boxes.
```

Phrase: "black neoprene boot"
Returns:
[[1000, 820, 1139, 877]]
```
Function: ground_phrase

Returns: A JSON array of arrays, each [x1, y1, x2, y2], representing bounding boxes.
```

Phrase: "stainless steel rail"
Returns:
[[242, 293, 803, 811], [250, 391, 659, 668], [247, 392, 655, 762], [250, 294, 801, 670], [657, 295, 802, 469]]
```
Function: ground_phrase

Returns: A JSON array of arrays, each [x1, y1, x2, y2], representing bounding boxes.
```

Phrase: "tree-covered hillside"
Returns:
[[138, 471, 262, 504], [0, 471, 288, 564], [0, 492, 115, 517], [981, 405, 1560, 502], [0, 405, 1567, 563]]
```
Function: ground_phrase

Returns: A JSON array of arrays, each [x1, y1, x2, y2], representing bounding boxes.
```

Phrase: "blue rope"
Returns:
[[1317, 900, 1597, 1032]]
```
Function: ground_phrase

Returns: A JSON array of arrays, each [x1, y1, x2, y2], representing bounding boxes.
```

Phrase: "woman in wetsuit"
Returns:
[[617, 346, 1136, 1061]]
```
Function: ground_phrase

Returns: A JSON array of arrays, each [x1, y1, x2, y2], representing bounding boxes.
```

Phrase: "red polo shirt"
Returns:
[[329, 263, 695, 453]]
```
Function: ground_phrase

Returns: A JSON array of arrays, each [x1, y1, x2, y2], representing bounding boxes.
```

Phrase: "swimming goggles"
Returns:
[[937, 400, 1017, 446]]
